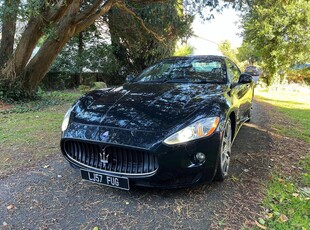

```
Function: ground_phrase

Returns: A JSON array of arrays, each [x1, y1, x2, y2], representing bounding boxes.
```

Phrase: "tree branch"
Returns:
[[115, 2, 164, 42], [42, 0, 74, 22], [74, 0, 117, 35], [76, 0, 105, 23]]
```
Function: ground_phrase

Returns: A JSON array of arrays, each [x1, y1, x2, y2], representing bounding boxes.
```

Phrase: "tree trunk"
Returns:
[[0, 0, 117, 97], [0, 17, 46, 84], [0, 0, 20, 67], [21, 2, 81, 94], [0, 0, 73, 86], [77, 32, 84, 84], [21, 1, 115, 94]]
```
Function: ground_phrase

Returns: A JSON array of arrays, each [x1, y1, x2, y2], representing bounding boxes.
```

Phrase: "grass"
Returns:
[[254, 86, 310, 230], [259, 168, 310, 230], [255, 87, 310, 144], [0, 90, 81, 175], [0, 90, 81, 114]]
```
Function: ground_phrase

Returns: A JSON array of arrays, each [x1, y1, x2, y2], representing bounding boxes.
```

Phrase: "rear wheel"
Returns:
[[214, 118, 232, 181], [246, 107, 252, 122]]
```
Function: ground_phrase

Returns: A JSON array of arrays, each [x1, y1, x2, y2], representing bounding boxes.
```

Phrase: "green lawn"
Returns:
[[255, 87, 310, 230], [0, 91, 81, 175], [255, 88, 310, 144]]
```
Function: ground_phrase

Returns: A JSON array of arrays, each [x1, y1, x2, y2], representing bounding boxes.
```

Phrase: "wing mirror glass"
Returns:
[[238, 73, 253, 84], [126, 74, 135, 83]]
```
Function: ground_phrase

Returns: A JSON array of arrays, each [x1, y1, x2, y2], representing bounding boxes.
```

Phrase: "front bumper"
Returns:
[[61, 131, 221, 189]]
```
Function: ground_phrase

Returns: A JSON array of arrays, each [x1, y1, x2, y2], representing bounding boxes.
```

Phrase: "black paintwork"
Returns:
[[60, 55, 254, 189]]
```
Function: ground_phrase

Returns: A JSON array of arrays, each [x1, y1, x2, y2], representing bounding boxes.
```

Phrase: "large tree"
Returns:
[[0, 0, 117, 98], [109, 0, 193, 73], [0, 0, 235, 99], [240, 0, 310, 85]]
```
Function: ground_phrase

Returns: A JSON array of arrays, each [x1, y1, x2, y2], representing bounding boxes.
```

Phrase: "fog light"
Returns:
[[195, 152, 206, 163]]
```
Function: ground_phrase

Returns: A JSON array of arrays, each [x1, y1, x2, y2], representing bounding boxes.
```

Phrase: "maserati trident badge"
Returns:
[[101, 131, 109, 142], [100, 146, 110, 166]]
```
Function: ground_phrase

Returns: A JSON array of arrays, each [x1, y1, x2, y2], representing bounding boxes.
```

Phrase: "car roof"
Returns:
[[162, 55, 226, 61]]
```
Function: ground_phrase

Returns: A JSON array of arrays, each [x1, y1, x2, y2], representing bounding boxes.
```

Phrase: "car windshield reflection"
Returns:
[[134, 57, 227, 84]]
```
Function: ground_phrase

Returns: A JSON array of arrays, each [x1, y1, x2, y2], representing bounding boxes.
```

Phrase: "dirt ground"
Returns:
[[0, 101, 12, 111], [0, 100, 308, 229]]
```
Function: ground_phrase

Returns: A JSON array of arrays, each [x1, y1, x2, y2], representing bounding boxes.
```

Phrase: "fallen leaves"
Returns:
[[254, 213, 288, 229], [255, 220, 267, 229], [6, 204, 14, 210], [278, 214, 288, 222]]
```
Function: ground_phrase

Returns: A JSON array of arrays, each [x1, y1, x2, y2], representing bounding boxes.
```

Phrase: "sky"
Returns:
[[188, 7, 243, 55]]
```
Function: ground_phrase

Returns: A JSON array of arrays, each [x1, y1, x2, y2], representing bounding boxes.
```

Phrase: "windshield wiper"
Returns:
[[137, 79, 168, 83], [194, 80, 224, 84], [165, 78, 190, 83]]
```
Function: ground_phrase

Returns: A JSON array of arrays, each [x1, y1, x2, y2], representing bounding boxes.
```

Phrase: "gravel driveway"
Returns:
[[0, 100, 273, 229]]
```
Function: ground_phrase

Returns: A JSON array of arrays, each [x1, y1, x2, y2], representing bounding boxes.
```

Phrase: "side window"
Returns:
[[226, 59, 241, 83]]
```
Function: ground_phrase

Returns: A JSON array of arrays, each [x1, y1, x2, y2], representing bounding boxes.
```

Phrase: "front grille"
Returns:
[[62, 140, 158, 175]]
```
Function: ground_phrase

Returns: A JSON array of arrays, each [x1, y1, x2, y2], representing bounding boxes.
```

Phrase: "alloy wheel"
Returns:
[[220, 119, 232, 177]]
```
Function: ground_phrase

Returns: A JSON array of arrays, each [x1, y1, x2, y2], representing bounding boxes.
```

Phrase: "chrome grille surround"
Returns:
[[62, 140, 159, 176]]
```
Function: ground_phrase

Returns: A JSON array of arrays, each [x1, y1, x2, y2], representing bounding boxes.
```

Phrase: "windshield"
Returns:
[[134, 58, 227, 84]]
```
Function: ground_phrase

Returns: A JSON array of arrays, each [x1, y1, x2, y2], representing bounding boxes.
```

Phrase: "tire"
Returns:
[[246, 108, 252, 122], [214, 118, 232, 181]]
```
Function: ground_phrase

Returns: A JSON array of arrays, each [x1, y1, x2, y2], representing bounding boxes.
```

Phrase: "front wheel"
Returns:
[[214, 118, 232, 181]]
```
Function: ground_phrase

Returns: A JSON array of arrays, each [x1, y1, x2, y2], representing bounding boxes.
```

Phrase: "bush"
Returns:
[[93, 82, 107, 89], [287, 67, 310, 85]]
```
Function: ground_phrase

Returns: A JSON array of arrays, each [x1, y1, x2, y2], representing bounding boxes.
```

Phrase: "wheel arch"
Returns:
[[229, 111, 236, 141]]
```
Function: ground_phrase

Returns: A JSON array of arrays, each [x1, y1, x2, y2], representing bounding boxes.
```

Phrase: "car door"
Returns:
[[225, 59, 249, 122]]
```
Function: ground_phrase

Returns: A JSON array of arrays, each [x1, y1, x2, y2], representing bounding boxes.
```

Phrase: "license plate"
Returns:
[[81, 169, 130, 190]]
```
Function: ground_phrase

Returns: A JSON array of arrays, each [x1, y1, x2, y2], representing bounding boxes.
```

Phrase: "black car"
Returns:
[[60, 55, 254, 190], [245, 66, 260, 76], [245, 65, 260, 84]]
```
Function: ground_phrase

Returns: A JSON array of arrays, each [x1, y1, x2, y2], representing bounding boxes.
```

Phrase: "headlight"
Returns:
[[164, 117, 220, 145], [61, 109, 72, 132]]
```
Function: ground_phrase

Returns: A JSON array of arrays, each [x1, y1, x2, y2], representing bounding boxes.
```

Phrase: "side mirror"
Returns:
[[126, 74, 135, 83], [238, 73, 253, 84]]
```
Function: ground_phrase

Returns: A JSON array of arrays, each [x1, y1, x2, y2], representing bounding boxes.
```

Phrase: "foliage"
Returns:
[[174, 43, 195, 56], [0, 82, 30, 101], [50, 25, 120, 80], [109, 0, 193, 73], [286, 66, 310, 85], [0, 0, 244, 100], [237, 41, 260, 66], [240, 0, 310, 85], [218, 40, 245, 69]]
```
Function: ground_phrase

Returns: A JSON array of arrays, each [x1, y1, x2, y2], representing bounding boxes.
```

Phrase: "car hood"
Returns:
[[70, 83, 226, 131]]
